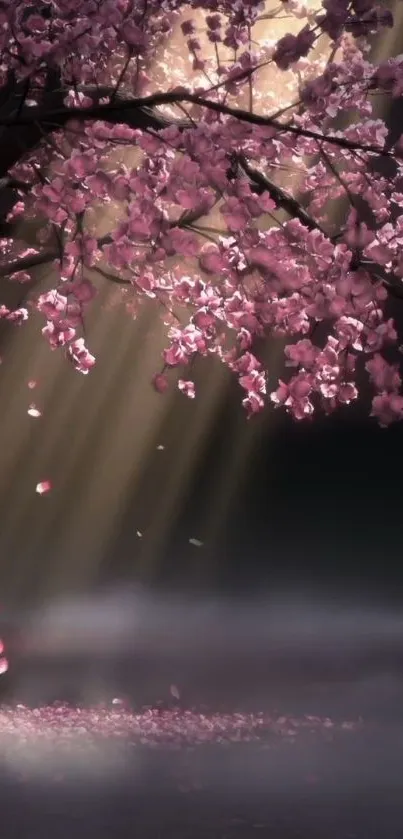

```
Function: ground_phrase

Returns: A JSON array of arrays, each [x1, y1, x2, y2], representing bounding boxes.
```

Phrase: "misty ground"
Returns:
[[0, 710, 401, 839], [0, 594, 402, 838]]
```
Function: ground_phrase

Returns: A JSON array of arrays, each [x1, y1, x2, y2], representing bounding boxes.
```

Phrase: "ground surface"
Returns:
[[1, 600, 402, 837], [0, 704, 401, 839]]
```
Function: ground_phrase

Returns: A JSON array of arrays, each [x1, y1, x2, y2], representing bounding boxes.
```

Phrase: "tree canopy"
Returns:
[[1, 0, 403, 424]]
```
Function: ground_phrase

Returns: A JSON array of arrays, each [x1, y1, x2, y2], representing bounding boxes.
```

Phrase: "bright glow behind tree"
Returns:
[[0, 1, 402, 425]]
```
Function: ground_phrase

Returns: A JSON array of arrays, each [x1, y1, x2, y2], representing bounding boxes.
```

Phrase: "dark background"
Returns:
[[110, 389, 403, 603]]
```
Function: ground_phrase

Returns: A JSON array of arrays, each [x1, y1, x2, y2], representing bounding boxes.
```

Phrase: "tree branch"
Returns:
[[1, 78, 402, 306], [236, 156, 403, 302], [1, 90, 395, 159], [0, 249, 58, 278], [237, 154, 328, 235]]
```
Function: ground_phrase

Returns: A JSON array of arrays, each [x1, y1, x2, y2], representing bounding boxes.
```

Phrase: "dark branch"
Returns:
[[1, 90, 395, 159], [0, 76, 402, 307], [0, 249, 58, 278], [237, 154, 328, 235], [236, 158, 403, 302], [0, 231, 114, 280]]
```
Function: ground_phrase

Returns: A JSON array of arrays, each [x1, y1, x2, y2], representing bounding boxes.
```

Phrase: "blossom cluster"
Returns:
[[0, 0, 402, 423]]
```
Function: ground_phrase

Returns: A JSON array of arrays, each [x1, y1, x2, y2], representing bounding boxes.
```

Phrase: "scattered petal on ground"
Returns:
[[0, 704, 360, 749], [0, 705, 363, 786]]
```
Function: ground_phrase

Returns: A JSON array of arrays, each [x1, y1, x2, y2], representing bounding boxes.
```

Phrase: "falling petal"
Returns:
[[136, 530, 142, 537], [157, 445, 164, 450], [36, 480, 52, 495], [27, 404, 41, 418], [28, 380, 37, 389], [170, 684, 180, 700], [189, 538, 203, 547], [0, 658, 8, 675]]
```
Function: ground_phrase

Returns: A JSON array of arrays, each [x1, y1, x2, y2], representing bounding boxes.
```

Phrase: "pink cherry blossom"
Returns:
[[371, 392, 403, 426], [0, 0, 400, 424], [232, 352, 262, 374], [242, 391, 265, 416], [285, 339, 318, 368], [270, 374, 314, 420], [0, 305, 28, 324], [42, 322, 76, 349], [198, 245, 227, 274], [66, 339, 96, 375], [338, 383, 358, 404], [365, 354, 401, 392], [152, 373, 169, 393], [178, 379, 196, 398], [273, 26, 316, 71]]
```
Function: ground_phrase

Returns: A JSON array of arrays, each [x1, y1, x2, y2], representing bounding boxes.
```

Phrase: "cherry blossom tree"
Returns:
[[0, 0, 403, 424]]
